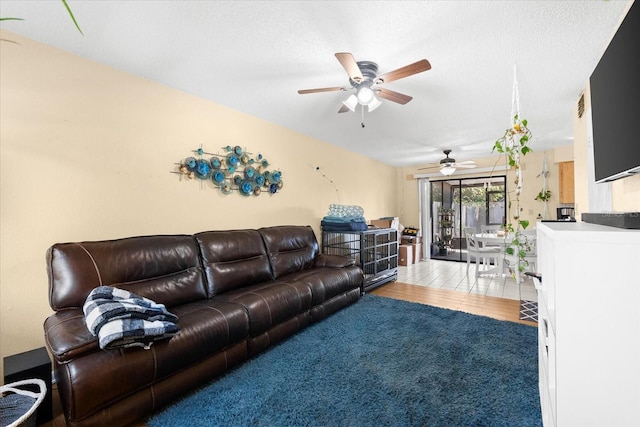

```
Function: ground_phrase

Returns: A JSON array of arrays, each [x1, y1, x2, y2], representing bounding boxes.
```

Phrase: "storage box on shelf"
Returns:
[[370, 219, 393, 229], [369, 217, 402, 242], [401, 235, 422, 263], [536, 222, 640, 427], [322, 228, 398, 291], [399, 245, 413, 266], [400, 235, 421, 244]]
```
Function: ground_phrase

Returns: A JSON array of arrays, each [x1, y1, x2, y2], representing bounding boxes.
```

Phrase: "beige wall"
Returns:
[[0, 32, 399, 377], [573, 81, 640, 217], [611, 175, 640, 210]]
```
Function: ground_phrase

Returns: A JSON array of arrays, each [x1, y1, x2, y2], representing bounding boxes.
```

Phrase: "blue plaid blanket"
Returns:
[[83, 286, 180, 350]]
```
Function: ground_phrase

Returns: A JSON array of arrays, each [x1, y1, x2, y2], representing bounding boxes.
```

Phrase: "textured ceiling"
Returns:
[[0, 1, 633, 167]]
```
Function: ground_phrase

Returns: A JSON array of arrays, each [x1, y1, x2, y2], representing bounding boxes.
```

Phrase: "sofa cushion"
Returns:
[[195, 229, 273, 297], [47, 235, 207, 310], [152, 300, 250, 377], [215, 281, 312, 337], [258, 225, 318, 279], [279, 265, 363, 307]]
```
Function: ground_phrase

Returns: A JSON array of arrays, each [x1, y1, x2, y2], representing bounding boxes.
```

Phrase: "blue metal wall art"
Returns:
[[172, 145, 283, 196]]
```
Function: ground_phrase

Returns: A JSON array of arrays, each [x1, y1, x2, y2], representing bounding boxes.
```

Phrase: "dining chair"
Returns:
[[479, 225, 502, 248], [464, 228, 502, 277]]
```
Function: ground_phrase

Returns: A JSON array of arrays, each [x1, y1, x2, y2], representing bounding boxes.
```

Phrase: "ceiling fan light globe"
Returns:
[[368, 97, 382, 112], [440, 165, 456, 176], [342, 94, 358, 112], [357, 86, 375, 105]]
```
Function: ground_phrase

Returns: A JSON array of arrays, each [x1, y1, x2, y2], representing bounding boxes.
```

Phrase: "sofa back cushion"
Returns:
[[195, 229, 274, 296], [47, 235, 207, 310], [258, 225, 318, 279]]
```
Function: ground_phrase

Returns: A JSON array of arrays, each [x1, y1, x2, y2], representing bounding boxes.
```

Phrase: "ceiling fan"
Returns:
[[418, 150, 477, 176], [297, 53, 431, 117]]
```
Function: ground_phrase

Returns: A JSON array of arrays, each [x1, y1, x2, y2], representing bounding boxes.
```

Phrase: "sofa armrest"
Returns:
[[314, 254, 356, 268], [44, 309, 99, 363]]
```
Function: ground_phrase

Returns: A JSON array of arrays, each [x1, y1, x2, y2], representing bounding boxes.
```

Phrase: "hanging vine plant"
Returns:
[[535, 189, 551, 202], [492, 113, 534, 274]]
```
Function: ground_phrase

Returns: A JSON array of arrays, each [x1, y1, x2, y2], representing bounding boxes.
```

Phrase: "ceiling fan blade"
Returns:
[[455, 164, 477, 169], [298, 87, 346, 94], [338, 104, 351, 113], [375, 59, 431, 84], [335, 52, 364, 83], [376, 88, 413, 105], [456, 160, 477, 165], [417, 165, 441, 171]]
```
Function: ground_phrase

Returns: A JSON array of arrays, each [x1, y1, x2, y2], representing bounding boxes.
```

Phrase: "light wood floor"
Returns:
[[43, 280, 535, 427], [371, 281, 537, 327]]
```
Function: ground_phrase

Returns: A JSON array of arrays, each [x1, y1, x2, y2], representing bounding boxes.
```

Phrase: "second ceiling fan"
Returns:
[[418, 150, 477, 176], [298, 52, 431, 115]]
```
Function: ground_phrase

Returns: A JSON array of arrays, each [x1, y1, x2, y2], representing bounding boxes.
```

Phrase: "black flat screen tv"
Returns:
[[590, 1, 640, 183]]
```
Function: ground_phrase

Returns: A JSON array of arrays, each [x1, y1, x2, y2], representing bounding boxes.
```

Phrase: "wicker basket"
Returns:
[[0, 379, 47, 427]]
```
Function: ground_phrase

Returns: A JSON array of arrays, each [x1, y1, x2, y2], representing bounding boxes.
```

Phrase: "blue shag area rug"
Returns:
[[147, 295, 541, 427]]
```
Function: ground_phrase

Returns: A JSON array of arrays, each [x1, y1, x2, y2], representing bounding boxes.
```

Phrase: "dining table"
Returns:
[[473, 233, 513, 275], [475, 232, 513, 247]]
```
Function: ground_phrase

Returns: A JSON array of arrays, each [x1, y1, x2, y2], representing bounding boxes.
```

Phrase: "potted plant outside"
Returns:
[[437, 238, 448, 255]]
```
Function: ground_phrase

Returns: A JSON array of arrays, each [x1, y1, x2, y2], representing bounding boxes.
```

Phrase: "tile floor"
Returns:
[[395, 258, 538, 302]]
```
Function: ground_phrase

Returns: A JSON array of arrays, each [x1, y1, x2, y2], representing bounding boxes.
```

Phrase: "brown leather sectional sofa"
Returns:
[[43, 225, 363, 426]]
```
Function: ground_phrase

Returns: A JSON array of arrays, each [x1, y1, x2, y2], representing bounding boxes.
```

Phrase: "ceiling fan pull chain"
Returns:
[[361, 104, 365, 128]]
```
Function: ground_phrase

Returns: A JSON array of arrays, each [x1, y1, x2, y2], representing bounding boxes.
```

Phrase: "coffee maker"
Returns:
[[556, 207, 575, 221]]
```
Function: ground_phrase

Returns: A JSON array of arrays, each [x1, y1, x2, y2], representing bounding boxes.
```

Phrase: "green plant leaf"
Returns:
[[61, 0, 83, 34], [0, 17, 24, 21], [506, 247, 514, 255], [520, 220, 530, 229]]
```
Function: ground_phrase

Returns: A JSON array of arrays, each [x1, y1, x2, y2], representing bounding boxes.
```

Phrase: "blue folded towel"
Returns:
[[321, 215, 367, 223]]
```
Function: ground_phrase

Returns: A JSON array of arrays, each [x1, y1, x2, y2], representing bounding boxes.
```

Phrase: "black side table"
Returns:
[[4, 347, 53, 424]]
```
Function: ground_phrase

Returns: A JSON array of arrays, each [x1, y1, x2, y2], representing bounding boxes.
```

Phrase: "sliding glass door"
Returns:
[[429, 176, 506, 262]]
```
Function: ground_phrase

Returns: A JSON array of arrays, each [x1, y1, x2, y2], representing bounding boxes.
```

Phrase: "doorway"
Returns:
[[429, 176, 506, 262]]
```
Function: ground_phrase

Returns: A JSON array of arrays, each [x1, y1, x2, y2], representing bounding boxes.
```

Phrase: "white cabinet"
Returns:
[[536, 222, 640, 427]]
